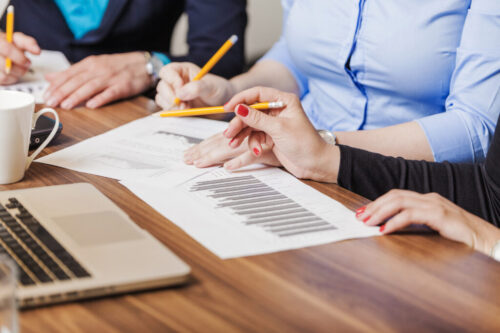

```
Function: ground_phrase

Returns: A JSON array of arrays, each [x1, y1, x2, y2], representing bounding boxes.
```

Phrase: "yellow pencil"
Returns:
[[155, 101, 285, 118], [173, 35, 238, 106], [5, 5, 14, 74]]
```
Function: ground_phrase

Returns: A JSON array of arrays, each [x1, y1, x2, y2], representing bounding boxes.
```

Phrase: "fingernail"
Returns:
[[47, 98, 57, 107], [380, 225, 386, 233], [223, 129, 228, 136], [61, 101, 71, 109], [229, 138, 235, 147], [253, 148, 260, 156], [363, 216, 370, 223], [236, 104, 249, 117], [224, 102, 229, 106], [355, 206, 366, 218]]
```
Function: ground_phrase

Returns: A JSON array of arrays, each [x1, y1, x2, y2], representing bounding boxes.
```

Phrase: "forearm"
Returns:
[[230, 60, 301, 96], [335, 121, 434, 161]]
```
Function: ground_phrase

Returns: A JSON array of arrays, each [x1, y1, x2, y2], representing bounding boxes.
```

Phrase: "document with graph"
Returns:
[[121, 166, 381, 259], [36, 116, 226, 181]]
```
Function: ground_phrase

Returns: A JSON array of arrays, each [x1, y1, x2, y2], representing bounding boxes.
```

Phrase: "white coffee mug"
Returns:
[[0, 90, 60, 184]]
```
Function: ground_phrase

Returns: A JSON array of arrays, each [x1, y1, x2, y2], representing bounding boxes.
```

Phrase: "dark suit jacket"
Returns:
[[2, 0, 247, 78]]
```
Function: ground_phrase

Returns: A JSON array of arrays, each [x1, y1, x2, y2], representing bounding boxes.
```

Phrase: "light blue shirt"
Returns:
[[262, 0, 500, 163], [54, 0, 109, 40]]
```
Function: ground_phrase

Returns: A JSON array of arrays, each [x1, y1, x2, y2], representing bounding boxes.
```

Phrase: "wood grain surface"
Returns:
[[1, 97, 499, 333]]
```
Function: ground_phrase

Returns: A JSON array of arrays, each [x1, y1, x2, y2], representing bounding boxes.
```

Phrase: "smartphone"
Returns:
[[30, 115, 63, 150]]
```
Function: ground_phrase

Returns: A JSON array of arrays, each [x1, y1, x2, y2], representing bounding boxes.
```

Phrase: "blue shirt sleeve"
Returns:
[[259, 0, 309, 97], [417, 0, 500, 163]]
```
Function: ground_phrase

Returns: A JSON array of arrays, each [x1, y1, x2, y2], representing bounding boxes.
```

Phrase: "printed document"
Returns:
[[36, 116, 226, 182], [121, 166, 380, 259]]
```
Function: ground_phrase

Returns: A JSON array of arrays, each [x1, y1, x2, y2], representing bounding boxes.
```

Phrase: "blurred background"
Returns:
[[170, 0, 283, 66]]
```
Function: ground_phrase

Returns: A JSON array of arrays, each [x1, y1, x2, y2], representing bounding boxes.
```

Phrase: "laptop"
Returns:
[[0, 183, 190, 308]]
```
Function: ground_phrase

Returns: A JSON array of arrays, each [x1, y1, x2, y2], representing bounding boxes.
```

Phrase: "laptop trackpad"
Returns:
[[52, 211, 144, 247]]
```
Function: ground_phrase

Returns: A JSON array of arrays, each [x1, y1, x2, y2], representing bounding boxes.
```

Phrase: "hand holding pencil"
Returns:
[[0, 5, 41, 85], [155, 35, 239, 111]]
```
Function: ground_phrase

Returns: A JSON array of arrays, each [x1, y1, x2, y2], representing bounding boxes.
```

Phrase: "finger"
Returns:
[[0, 56, 27, 78], [159, 62, 200, 83], [224, 86, 292, 114], [176, 80, 212, 102], [12, 32, 41, 54], [381, 208, 435, 234], [59, 77, 107, 109], [87, 72, 146, 108], [45, 72, 92, 108], [0, 71, 23, 85], [224, 116, 247, 139], [362, 191, 426, 226], [156, 80, 178, 108], [233, 104, 282, 136], [224, 151, 260, 171], [44, 58, 93, 98], [189, 135, 248, 168], [228, 127, 253, 149], [0, 38, 31, 68], [248, 132, 266, 157], [155, 92, 169, 110]]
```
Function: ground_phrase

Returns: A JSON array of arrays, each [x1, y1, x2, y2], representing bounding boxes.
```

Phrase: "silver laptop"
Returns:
[[0, 183, 190, 308]]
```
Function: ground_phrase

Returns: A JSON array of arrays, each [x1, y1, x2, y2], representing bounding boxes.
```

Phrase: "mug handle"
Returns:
[[25, 108, 60, 170]]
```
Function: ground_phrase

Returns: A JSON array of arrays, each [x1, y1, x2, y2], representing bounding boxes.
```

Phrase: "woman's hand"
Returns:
[[43, 52, 152, 109], [356, 190, 500, 255], [202, 87, 340, 183], [155, 62, 236, 110], [0, 32, 41, 85]]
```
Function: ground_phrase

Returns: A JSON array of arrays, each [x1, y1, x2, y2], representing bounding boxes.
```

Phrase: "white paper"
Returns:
[[0, 50, 70, 103], [121, 166, 380, 259], [36, 116, 227, 182]]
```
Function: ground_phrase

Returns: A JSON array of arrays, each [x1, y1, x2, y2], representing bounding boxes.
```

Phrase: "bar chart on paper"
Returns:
[[189, 175, 338, 238], [121, 167, 380, 259]]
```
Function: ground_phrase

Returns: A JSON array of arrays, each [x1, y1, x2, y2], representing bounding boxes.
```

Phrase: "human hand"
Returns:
[[155, 62, 235, 110], [356, 190, 500, 255], [43, 52, 152, 109], [0, 32, 40, 85], [220, 87, 340, 183]]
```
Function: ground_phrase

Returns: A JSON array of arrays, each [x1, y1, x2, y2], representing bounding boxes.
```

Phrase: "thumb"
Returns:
[[234, 104, 281, 137]]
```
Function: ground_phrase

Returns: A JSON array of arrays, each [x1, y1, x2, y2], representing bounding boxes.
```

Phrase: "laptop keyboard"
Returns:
[[0, 197, 91, 286]]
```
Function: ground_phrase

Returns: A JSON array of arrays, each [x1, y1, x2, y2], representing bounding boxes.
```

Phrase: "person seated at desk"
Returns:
[[0, 0, 247, 109], [156, 0, 500, 165], [206, 87, 500, 259]]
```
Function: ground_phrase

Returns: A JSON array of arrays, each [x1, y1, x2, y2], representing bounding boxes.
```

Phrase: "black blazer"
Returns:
[[2, 0, 247, 78]]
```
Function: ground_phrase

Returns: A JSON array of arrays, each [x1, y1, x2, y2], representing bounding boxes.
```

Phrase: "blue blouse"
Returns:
[[262, 0, 500, 163]]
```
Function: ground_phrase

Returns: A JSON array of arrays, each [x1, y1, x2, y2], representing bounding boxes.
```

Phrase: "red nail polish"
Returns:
[[229, 138, 235, 146], [356, 206, 366, 215], [380, 225, 385, 232], [224, 102, 229, 106], [236, 105, 249, 117], [253, 148, 260, 156], [363, 216, 370, 223]]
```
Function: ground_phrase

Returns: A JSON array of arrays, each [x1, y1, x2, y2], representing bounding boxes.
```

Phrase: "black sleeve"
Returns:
[[170, 0, 247, 79], [337, 123, 500, 227]]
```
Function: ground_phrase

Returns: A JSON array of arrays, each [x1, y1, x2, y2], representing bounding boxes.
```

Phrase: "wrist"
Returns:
[[471, 218, 500, 256], [307, 142, 340, 183]]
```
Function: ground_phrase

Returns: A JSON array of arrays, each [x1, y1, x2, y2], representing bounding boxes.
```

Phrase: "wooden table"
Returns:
[[2, 97, 499, 332]]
